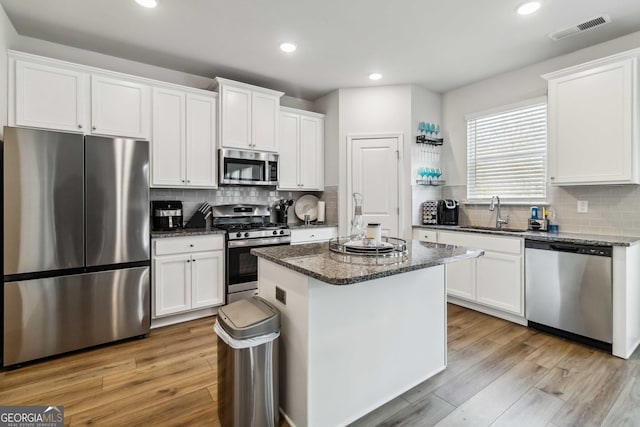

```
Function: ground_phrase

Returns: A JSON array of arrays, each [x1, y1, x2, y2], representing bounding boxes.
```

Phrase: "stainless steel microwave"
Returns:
[[219, 149, 278, 186]]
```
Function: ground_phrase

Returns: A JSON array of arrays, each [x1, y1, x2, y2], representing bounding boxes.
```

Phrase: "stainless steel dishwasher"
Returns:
[[525, 240, 612, 351]]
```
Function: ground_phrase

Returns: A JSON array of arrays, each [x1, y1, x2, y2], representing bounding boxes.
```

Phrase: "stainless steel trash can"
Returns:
[[214, 296, 280, 427]]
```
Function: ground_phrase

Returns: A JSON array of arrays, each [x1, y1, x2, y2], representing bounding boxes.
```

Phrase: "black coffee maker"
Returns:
[[152, 200, 183, 231], [274, 199, 293, 224]]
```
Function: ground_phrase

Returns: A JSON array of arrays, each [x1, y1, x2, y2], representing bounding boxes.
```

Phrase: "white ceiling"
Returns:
[[2, 0, 640, 100]]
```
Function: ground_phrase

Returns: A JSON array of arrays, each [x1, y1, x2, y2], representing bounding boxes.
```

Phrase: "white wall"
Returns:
[[441, 29, 640, 236], [337, 85, 413, 238], [315, 85, 442, 236], [314, 90, 339, 186], [411, 86, 442, 225], [442, 29, 640, 186], [0, 5, 17, 139]]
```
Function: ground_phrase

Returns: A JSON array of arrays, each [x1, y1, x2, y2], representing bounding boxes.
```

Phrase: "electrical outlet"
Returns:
[[577, 200, 589, 213], [275, 286, 286, 305]]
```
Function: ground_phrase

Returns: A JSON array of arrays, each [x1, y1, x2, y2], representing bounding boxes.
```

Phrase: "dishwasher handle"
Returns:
[[525, 239, 612, 257]]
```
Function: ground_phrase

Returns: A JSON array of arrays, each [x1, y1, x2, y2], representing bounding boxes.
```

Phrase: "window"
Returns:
[[467, 97, 547, 203]]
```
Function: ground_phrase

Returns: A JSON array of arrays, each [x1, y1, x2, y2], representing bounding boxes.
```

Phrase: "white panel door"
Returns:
[[278, 111, 300, 190], [299, 115, 323, 190], [91, 75, 151, 139], [191, 251, 224, 309], [476, 251, 523, 314], [154, 254, 192, 317], [152, 87, 186, 187], [220, 85, 252, 149], [252, 91, 279, 151], [351, 137, 400, 237], [445, 258, 476, 300], [550, 59, 633, 184], [186, 93, 217, 187], [15, 60, 88, 132]]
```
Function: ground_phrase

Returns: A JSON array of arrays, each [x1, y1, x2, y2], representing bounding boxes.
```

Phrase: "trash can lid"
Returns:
[[217, 296, 280, 340]]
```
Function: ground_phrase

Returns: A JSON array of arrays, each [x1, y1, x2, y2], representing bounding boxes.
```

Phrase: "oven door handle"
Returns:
[[227, 237, 291, 248]]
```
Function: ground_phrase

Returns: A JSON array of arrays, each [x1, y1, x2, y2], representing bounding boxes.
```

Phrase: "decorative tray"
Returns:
[[329, 236, 408, 265]]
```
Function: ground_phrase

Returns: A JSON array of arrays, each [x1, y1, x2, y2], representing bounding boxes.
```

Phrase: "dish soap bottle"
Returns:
[[351, 192, 364, 240]]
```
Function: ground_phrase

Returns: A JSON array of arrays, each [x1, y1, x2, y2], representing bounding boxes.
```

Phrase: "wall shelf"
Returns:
[[416, 179, 446, 186], [416, 135, 443, 145]]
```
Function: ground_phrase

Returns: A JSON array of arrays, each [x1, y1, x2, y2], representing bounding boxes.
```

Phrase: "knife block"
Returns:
[[185, 210, 207, 228]]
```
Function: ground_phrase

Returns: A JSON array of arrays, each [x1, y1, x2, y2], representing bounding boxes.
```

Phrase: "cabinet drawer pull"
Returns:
[[190, 244, 194, 247]]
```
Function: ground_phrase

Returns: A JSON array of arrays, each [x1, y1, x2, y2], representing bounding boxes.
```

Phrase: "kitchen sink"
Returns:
[[459, 225, 527, 233]]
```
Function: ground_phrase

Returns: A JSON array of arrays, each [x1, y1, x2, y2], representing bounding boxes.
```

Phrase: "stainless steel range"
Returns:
[[212, 204, 291, 303]]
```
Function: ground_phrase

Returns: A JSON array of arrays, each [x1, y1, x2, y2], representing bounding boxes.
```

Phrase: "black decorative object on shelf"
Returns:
[[416, 135, 444, 145]]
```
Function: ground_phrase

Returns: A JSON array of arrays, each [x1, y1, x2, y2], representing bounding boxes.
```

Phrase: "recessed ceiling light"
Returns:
[[135, 0, 158, 8], [516, 1, 541, 15], [280, 43, 297, 53], [369, 73, 382, 81]]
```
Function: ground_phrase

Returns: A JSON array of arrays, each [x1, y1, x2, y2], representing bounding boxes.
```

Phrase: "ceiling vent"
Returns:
[[549, 15, 611, 41]]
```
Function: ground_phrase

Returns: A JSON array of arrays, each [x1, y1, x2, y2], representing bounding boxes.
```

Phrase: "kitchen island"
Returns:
[[252, 240, 483, 427]]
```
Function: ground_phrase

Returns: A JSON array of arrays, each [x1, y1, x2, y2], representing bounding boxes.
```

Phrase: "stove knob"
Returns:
[[273, 230, 278, 235], [280, 230, 284, 235], [244, 232, 250, 238], [236, 232, 242, 238]]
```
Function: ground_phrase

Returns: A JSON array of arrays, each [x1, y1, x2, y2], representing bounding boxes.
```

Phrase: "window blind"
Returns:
[[467, 98, 547, 202]]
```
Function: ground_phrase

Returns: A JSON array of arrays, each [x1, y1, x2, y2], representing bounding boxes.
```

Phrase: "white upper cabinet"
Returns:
[[213, 78, 284, 152], [278, 107, 325, 191], [14, 60, 89, 133], [10, 52, 151, 139], [185, 93, 217, 187], [152, 87, 186, 187], [91, 75, 151, 139], [544, 50, 640, 185], [152, 86, 217, 188]]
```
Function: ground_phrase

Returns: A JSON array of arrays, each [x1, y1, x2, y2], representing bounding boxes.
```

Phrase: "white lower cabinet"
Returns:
[[153, 235, 224, 319], [437, 230, 524, 320], [290, 227, 337, 244]]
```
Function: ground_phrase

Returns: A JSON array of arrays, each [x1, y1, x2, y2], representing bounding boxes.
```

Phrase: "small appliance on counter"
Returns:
[[422, 199, 459, 225], [152, 200, 183, 231], [437, 199, 459, 225]]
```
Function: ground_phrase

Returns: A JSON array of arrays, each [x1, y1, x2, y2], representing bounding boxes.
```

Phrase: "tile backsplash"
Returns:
[[150, 187, 332, 226], [439, 184, 640, 237]]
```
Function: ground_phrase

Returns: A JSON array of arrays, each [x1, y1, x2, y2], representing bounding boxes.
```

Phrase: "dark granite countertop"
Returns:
[[289, 223, 338, 229], [413, 224, 640, 247], [151, 227, 226, 238], [251, 240, 483, 285]]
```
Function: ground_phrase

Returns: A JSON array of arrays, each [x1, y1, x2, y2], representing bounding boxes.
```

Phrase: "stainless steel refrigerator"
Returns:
[[2, 126, 150, 367]]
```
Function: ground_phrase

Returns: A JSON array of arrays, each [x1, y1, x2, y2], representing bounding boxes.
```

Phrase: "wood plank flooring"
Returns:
[[1, 304, 638, 426], [351, 304, 640, 427]]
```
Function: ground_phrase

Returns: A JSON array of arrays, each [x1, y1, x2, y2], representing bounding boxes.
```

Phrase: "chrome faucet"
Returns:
[[489, 196, 509, 229]]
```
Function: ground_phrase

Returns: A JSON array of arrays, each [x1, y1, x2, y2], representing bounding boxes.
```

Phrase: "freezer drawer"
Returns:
[[3, 266, 150, 367]]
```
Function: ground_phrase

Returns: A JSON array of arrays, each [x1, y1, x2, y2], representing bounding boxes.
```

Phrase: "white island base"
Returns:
[[258, 258, 447, 427]]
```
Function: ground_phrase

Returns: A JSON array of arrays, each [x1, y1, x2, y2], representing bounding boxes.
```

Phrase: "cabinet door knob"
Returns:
[[78, 124, 83, 129], [550, 176, 555, 180], [190, 244, 194, 247], [192, 259, 197, 262], [92, 126, 96, 130], [186, 260, 190, 263], [187, 180, 190, 183]]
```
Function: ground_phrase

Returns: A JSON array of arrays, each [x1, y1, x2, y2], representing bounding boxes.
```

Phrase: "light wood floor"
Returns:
[[1, 304, 638, 426]]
